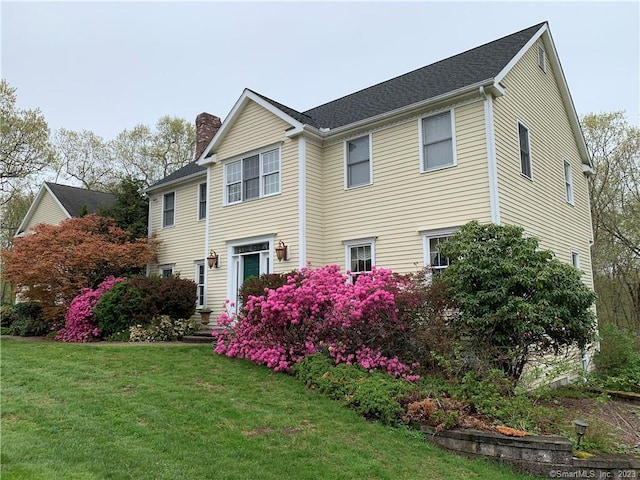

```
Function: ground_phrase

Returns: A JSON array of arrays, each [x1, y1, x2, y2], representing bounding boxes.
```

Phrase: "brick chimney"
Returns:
[[195, 112, 222, 160]]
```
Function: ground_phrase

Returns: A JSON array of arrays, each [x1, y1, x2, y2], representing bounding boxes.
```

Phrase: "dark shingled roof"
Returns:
[[152, 23, 545, 188], [46, 182, 115, 217], [147, 161, 206, 190], [260, 22, 545, 129]]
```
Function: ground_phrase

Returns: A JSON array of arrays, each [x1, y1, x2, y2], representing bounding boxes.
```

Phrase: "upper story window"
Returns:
[[518, 122, 532, 180], [420, 110, 456, 172], [564, 159, 574, 204], [163, 192, 175, 228], [537, 44, 546, 73], [345, 135, 372, 188], [198, 183, 207, 220], [225, 148, 280, 205]]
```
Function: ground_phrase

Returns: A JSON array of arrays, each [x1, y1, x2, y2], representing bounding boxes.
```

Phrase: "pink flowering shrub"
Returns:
[[213, 265, 422, 380], [56, 276, 125, 342]]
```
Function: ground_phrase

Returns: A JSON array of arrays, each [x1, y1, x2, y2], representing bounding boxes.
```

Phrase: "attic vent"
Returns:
[[537, 44, 546, 73]]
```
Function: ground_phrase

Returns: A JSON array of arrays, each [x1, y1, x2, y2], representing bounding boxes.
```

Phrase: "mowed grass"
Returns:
[[1, 338, 529, 479]]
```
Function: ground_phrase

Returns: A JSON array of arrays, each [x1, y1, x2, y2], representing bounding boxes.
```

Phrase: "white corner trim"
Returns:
[[203, 166, 212, 306], [298, 137, 307, 268], [482, 89, 501, 224]]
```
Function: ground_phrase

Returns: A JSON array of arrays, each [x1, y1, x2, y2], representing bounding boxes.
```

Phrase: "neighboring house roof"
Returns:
[[146, 161, 206, 192], [16, 182, 115, 236]]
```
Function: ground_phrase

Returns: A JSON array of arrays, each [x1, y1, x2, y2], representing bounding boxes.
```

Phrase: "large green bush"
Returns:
[[94, 276, 197, 338], [438, 221, 597, 385], [5, 302, 49, 337], [591, 324, 640, 392]]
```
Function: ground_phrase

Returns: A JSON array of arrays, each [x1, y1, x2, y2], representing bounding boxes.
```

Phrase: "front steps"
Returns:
[[181, 325, 225, 344]]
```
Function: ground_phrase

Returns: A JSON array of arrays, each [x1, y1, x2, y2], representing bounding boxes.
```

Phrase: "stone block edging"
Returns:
[[419, 426, 640, 478]]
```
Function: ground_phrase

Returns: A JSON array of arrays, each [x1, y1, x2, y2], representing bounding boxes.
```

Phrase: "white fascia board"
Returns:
[[198, 89, 304, 166], [15, 183, 71, 236], [144, 170, 207, 194], [495, 23, 592, 169]]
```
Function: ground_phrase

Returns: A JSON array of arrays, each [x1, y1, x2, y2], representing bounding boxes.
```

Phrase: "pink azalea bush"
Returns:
[[56, 276, 125, 342], [213, 265, 422, 380]]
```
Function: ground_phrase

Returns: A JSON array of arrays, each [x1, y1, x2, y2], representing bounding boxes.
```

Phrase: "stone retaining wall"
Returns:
[[420, 426, 640, 478]]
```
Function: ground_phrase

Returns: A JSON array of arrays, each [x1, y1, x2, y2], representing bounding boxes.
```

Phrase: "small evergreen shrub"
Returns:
[[292, 354, 415, 426], [94, 275, 197, 338], [8, 302, 49, 336]]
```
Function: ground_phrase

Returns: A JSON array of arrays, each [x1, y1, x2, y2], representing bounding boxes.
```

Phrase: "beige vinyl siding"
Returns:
[[493, 40, 594, 289], [24, 190, 69, 231], [149, 178, 207, 281], [216, 102, 291, 160], [321, 100, 491, 274], [206, 100, 300, 310], [305, 140, 325, 266]]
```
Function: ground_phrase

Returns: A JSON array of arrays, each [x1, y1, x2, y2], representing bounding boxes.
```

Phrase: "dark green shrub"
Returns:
[[591, 324, 640, 392], [0, 304, 17, 328], [8, 302, 49, 336], [292, 354, 415, 426], [94, 276, 197, 338]]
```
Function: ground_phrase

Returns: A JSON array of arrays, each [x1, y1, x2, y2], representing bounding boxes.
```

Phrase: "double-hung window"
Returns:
[[195, 261, 205, 308], [421, 228, 457, 278], [564, 160, 574, 204], [163, 192, 175, 228], [518, 122, 532, 179], [421, 110, 455, 171], [225, 148, 280, 204], [346, 135, 371, 188], [344, 238, 376, 282], [198, 183, 207, 220]]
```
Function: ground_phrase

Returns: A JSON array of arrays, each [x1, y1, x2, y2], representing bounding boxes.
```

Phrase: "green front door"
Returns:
[[243, 253, 260, 284]]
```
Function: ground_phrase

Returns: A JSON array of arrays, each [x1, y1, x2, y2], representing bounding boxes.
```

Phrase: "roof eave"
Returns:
[[145, 170, 207, 194]]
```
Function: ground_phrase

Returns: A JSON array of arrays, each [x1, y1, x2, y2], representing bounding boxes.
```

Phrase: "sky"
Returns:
[[2, 1, 639, 142]]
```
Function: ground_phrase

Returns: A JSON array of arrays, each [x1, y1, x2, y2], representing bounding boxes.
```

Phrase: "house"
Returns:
[[146, 22, 594, 320], [16, 182, 116, 236]]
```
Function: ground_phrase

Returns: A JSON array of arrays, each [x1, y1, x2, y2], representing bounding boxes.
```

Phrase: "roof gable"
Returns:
[[16, 182, 115, 235]]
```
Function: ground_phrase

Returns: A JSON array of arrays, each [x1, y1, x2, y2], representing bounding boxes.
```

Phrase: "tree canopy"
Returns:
[[1, 215, 159, 323], [582, 111, 640, 329], [0, 79, 55, 205]]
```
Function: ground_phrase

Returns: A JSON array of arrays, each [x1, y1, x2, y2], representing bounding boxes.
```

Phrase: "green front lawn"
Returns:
[[1, 338, 530, 479]]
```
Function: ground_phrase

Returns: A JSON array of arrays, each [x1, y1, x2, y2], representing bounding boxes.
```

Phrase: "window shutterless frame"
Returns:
[[198, 182, 207, 220], [162, 191, 175, 228], [564, 159, 574, 204], [419, 109, 457, 172], [224, 146, 281, 205], [517, 121, 533, 180], [344, 134, 372, 189]]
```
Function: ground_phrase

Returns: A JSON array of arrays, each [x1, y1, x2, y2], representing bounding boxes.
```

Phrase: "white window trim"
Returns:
[[223, 144, 282, 206], [537, 44, 546, 73], [342, 237, 376, 279], [162, 191, 176, 228], [159, 264, 175, 277], [195, 261, 205, 308], [571, 251, 580, 270], [420, 227, 458, 272], [517, 120, 533, 181], [344, 133, 373, 189], [419, 108, 457, 173], [197, 182, 207, 221], [564, 159, 574, 205]]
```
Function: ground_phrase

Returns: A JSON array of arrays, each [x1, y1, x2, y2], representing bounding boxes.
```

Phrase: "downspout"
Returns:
[[204, 165, 212, 307], [481, 86, 501, 224]]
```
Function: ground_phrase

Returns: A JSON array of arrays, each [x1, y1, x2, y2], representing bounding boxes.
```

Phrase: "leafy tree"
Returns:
[[1, 214, 159, 323], [582, 112, 640, 330], [99, 177, 149, 239], [53, 128, 114, 190], [438, 221, 597, 385], [0, 189, 34, 303], [0, 79, 55, 205], [111, 116, 195, 188]]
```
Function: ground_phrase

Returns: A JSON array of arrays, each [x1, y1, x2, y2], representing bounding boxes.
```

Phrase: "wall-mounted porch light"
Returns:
[[275, 240, 288, 261], [207, 250, 219, 269]]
